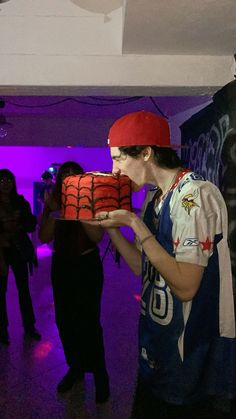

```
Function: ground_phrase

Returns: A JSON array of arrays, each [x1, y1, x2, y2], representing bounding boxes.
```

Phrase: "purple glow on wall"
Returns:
[[33, 341, 54, 359], [37, 245, 52, 259], [0, 146, 146, 210]]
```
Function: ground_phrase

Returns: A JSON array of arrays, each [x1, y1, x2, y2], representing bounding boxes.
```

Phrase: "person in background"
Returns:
[[38, 161, 110, 404], [0, 169, 41, 345], [92, 111, 236, 418], [39, 170, 54, 209]]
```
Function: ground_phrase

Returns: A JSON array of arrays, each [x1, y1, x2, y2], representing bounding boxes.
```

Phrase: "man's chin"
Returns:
[[131, 181, 143, 192]]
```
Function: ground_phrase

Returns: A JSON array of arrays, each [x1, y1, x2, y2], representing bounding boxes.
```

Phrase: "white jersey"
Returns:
[[139, 171, 236, 404]]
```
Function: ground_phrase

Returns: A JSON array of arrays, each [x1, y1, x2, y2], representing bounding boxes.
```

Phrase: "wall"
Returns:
[[0, 146, 145, 211], [0, 103, 213, 213]]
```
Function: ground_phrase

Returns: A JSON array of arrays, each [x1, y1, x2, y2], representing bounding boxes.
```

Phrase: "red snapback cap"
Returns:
[[107, 110, 171, 147]]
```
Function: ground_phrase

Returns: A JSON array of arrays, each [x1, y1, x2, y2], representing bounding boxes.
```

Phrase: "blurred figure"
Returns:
[[0, 169, 41, 345], [39, 170, 54, 209], [39, 161, 110, 404]]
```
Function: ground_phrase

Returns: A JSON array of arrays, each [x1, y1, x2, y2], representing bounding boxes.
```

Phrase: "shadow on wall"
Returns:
[[70, 0, 123, 16]]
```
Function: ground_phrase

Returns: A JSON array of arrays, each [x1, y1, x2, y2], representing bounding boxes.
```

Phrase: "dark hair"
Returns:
[[119, 145, 182, 169], [41, 171, 53, 181], [0, 168, 18, 201], [52, 161, 84, 206]]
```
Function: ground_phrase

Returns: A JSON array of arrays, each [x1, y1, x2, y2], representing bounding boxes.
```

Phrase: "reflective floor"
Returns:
[[0, 233, 140, 418]]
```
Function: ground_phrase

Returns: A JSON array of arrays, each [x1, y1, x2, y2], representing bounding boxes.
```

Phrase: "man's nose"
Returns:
[[112, 161, 120, 175]]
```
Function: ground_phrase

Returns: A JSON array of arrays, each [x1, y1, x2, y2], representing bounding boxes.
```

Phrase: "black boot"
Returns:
[[57, 368, 84, 393], [0, 329, 10, 345], [94, 370, 110, 404]]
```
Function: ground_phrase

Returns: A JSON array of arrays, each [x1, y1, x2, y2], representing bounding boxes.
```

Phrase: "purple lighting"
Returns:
[[37, 245, 52, 259], [0, 146, 145, 211], [34, 341, 54, 359]]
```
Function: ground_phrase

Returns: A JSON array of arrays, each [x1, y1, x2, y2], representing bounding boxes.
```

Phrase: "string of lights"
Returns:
[[0, 96, 168, 139], [2, 96, 144, 108], [0, 96, 168, 117], [149, 97, 168, 119]]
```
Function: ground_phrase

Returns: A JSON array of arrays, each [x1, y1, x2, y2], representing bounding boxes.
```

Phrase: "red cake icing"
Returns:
[[61, 172, 132, 220]]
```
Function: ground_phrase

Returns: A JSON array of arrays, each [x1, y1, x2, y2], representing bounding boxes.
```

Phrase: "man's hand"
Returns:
[[83, 210, 137, 228]]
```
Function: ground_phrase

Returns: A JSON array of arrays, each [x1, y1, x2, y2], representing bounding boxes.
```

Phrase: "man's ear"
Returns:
[[142, 146, 152, 161]]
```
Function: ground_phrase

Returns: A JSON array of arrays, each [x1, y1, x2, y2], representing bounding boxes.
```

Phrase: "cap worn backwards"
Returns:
[[107, 110, 171, 148]]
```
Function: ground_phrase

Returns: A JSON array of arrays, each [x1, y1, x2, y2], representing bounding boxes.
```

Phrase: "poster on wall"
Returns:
[[180, 80, 236, 304], [180, 102, 230, 187]]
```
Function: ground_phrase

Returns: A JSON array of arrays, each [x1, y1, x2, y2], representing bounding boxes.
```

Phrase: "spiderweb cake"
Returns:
[[61, 172, 132, 220]]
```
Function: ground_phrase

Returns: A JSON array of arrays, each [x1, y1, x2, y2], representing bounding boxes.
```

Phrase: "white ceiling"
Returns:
[[1, 0, 234, 56], [123, 0, 236, 55], [0, 0, 235, 96]]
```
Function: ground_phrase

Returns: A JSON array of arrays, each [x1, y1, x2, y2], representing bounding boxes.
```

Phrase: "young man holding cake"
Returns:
[[91, 111, 236, 418]]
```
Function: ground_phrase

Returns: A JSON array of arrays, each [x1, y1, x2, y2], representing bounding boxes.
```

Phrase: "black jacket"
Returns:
[[0, 195, 38, 274]]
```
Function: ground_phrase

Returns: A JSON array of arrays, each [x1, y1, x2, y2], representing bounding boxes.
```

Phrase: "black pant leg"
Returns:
[[51, 249, 106, 372], [76, 249, 106, 372], [130, 375, 167, 419], [51, 252, 77, 368], [0, 273, 9, 331], [9, 248, 36, 330], [131, 374, 228, 419]]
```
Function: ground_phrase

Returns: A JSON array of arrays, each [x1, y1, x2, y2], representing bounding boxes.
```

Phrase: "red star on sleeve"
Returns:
[[199, 237, 213, 251], [173, 237, 180, 248]]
